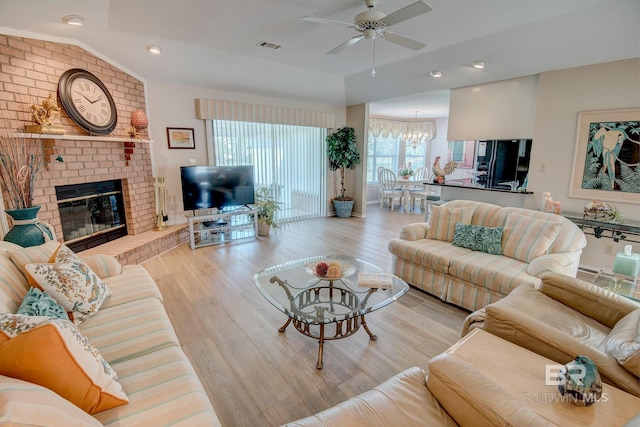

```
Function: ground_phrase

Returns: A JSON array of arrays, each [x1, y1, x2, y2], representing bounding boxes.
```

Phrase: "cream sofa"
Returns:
[[463, 272, 640, 397], [0, 241, 221, 426], [388, 200, 586, 311]]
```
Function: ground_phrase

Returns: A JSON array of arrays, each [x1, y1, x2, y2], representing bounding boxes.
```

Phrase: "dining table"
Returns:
[[394, 178, 426, 212]]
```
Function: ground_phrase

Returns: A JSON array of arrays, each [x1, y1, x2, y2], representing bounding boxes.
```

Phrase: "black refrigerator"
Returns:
[[475, 139, 532, 189]]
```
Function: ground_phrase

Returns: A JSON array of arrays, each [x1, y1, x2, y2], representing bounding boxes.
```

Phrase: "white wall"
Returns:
[[528, 58, 640, 269], [147, 81, 346, 224]]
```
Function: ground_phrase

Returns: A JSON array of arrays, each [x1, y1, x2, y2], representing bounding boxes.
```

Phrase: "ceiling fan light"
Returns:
[[146, 45, 163, 55], [472, 60, 486, 69], [429, 70, 443, 78], [62, 15, 84, 26]]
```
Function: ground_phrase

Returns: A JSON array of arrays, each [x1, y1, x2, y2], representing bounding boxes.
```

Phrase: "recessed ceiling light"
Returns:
[[62, 15, 84, 26], [429, 70, 443, 78], [146, 45, 163, 55], [472, 60, 486, 69]]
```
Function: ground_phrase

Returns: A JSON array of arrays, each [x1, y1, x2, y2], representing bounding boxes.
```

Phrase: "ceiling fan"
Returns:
[[303, 0, 433, 55]]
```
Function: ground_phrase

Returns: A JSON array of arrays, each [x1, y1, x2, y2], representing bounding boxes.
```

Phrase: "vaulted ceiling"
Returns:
[[0, 0, 638, 118]]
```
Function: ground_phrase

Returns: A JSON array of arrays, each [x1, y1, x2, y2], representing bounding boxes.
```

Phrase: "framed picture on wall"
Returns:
[[167, 127, 195, 149], [569, 108, 640, 204]]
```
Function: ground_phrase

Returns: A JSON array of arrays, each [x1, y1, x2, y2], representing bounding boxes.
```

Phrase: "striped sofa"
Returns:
[[388, 200, 586, 312], [0, 241, 221, 426]]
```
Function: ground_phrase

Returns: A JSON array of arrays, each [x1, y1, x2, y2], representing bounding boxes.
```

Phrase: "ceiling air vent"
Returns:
[[258, 41, 281, 50]]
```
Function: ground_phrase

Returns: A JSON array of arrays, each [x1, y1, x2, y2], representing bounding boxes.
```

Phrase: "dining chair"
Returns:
[[410, 167, 440, 211], [378, 168, 403, 211]]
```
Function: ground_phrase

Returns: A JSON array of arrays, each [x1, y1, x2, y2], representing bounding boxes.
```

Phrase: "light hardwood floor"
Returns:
[[142, 203, 470, 426]]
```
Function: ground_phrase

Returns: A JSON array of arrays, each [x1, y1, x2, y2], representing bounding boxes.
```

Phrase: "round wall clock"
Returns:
[[58, 68, 118, 135]]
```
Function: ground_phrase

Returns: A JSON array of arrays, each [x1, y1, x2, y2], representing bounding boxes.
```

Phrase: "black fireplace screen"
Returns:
[[56, 180, 127, 252]]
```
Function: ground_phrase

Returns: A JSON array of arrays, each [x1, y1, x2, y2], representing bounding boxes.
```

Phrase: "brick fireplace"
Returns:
[[1, 34, 187, 263]]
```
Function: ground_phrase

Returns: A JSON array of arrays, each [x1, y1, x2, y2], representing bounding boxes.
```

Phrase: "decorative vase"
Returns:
[[402, 175, 410, 180], [258, 222, 271, 236], [333, 199, 354, 218], [130, 109, 149, 130], [4, 206, 54, 247]]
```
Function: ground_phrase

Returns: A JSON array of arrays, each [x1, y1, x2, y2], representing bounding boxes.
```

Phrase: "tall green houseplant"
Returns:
[[326, 126, 361, 218]]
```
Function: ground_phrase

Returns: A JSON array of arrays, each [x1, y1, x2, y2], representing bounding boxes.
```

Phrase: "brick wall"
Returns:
[[0, 34, 155, 238]]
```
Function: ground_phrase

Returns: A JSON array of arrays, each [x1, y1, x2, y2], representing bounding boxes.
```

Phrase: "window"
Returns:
[[212, 120, 327, 221], [367, 134, 398, 183], [447, 140, 476, 168]]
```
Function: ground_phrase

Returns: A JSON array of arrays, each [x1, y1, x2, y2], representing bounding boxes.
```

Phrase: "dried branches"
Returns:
[[0, 129, 44, 210]]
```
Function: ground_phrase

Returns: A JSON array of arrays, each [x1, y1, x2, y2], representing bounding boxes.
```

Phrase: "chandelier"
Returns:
[[402, 111, 431, 150]]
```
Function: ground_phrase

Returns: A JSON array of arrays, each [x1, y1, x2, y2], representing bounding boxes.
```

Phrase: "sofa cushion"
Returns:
[[448, 251, 538, 295], [502, 213, 562, 262], [453, 223, 503, 255], [94, 345, 222, 427], [101, 265, 164, 309], [16, 287, 69, 320], [0, 313, 128, 414], [7, 240, 61, 276], [80, 297, 180, 364], [0, 375, 103, 426], [598, 308, 640, 376], [428, 206, 474, 242], [0, 253, 30, 313], [389, 237, 472, 274], [25, 244, 111, 324]]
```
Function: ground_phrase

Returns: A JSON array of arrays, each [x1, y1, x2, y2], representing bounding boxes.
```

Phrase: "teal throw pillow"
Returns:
[[17, 287, 69, 320], [452, 223, 504, 255]]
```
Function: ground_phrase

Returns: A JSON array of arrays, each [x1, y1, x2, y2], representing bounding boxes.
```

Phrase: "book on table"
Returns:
[[358, 273, 393, 289]]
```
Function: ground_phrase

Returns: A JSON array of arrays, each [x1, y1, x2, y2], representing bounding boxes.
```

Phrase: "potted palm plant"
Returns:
[[254, 187, 281, 236], [326, 126, 361, 218]]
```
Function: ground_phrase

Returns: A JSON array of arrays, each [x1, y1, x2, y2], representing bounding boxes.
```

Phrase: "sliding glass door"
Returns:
[[212, 120, 327, 222]]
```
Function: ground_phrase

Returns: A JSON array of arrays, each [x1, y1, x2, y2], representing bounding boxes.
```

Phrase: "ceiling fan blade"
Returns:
[[303, 16, 355, 29], [384, 32, 425, 50], [327, 35, 364, 54], [380, 1, 433, 27]]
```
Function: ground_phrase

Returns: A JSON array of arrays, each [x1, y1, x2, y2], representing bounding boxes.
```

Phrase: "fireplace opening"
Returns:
[[56, 180, 128, 252]]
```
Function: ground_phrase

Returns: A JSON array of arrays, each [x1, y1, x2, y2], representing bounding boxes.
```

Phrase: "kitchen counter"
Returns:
[[431, 179, 533, 208]]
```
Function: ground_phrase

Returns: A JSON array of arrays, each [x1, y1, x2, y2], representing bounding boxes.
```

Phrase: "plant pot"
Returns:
[[333, 199, 354, 218], [258, 222, 271, 236], [4, 206, 54, 247]]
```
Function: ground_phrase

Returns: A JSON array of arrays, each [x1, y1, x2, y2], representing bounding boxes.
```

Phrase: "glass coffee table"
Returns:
[[253, 255, 409, 369]]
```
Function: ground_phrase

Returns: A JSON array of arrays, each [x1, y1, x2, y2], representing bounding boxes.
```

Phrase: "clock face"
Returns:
[[58, 69, 118, 135], [70, 77, 113, 127]]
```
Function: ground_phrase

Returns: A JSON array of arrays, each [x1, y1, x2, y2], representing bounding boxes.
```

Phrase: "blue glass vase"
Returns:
[[4, 206, 54, 247]]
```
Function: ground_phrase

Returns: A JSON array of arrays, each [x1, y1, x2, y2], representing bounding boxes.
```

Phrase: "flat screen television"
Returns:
[[180, 165, 255, 211]]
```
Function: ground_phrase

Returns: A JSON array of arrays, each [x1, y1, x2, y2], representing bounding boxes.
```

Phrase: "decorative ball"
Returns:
[[557, 355, 602, 406], [315, 262, 329, 277], [130, 109, 149, 130], [326, 263, 341, 279]]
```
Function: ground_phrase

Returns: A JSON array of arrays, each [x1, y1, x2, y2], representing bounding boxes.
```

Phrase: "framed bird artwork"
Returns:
[[570, 108, 640, 204]]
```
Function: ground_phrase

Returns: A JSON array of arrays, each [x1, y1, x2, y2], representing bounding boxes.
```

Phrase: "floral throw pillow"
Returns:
[[0, 313, 128, 414], [25, 244, 111, 324], [17, 287, 69, 320]]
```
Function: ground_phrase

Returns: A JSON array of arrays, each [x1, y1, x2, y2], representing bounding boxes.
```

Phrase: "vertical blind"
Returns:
[[212, 120, 327, 222]]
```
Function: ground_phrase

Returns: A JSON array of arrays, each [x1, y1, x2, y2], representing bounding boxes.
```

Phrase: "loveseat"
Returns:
[[388, 200, 586, 311], [0, 240, 221, 426], [463, 271, 640, 397]]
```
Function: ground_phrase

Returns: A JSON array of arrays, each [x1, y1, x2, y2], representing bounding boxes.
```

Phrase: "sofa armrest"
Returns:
[[398, 222, 430, 241], [80, 254, 123, 279], [484, 303, 640, 396], [427, 353, 552, 427], [539, 272, 640, 328], [527, 251, 581, 278]]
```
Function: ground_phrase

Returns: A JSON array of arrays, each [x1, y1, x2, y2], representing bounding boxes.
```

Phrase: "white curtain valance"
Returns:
[[196, 99, 335, 128], [369, 115, 436, 142]]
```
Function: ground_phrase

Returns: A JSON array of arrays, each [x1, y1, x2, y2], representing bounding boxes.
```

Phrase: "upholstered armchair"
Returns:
[[463, 271, 640, 396]]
